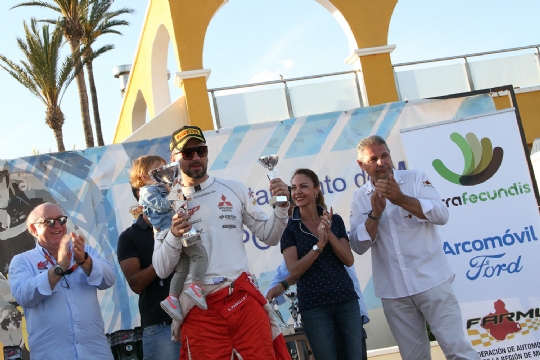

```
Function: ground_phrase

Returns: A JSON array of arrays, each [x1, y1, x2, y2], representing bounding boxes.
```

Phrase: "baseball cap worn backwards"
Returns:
[[170, 126, 206, 151]]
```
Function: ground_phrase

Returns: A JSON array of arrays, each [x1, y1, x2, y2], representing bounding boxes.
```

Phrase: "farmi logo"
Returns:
[[432, 132, 503, 186]]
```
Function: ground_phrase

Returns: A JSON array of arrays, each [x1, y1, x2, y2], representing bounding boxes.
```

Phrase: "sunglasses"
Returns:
[[34, 216, 68, 228], [175, 145, 209, 161]]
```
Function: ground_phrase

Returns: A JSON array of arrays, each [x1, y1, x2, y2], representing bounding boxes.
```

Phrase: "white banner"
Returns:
[[401, 108, 540, 359], [0, 94, 497, 355]]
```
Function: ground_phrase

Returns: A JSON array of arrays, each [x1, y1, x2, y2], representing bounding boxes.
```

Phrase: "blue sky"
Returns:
[[0, 0, 539, 160]]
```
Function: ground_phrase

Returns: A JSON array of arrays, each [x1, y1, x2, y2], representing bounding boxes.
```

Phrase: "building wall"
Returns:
[[112, 0, 399, 143], [493, 87, 540, 145]]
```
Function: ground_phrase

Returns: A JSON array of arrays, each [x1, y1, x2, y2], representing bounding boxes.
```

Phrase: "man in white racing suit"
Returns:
[[152, 125, 291, 360]]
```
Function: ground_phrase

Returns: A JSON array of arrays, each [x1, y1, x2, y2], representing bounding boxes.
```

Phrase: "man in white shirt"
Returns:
[[349, 135, 478, 360], [9, 203, 115, 360], [152, 126, 290, 360]]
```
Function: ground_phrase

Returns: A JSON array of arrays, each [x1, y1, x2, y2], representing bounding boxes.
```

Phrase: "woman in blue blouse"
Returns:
[[281, 168, 364, 360]]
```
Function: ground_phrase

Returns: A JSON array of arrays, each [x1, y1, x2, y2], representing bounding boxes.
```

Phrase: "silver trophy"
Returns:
[[270, 298, 288, 326], [148, 163, 202, 247], [285, 291, 302, 331], [271, 299, 294, 335], [168, 184, 202, 247], [258, 154, 288, 206], [148, 162, 179, 187]]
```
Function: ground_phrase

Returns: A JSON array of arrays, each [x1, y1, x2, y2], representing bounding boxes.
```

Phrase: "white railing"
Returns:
[[207, 45, 540, 129], [393, 44, 540, 101]]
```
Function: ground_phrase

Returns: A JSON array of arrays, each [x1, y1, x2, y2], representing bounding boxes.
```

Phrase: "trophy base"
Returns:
[[280, 325, 295, 336], [182, 232, 202, 247], [269, 195, 288, 206]]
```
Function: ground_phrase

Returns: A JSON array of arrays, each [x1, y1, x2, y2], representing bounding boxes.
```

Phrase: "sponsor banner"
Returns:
[[401, 108, 540, 358], [0, 95, 495, 352]]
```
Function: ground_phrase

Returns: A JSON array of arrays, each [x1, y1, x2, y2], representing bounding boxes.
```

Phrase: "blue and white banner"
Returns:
[[401, 109, 540, 359], [0, 94, 496, 355]]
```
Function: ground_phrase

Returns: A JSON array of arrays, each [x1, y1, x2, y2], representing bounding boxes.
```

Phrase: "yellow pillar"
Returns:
[[328, 0, 399, 106], [360, 53, 399, 105], [167, 0, 225, 131], [345, 45, 399, 106], [173, 69, 214, 131]]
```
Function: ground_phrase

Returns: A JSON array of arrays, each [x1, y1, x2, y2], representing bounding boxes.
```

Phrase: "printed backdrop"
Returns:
[[0, 94, 497, 356], [401, 109, 540, 359]]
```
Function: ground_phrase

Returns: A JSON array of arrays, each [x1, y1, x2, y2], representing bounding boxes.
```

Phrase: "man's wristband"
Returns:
[[279, 279, 290, 291], [77, 252, 88, 265], [367, 210, 382, 221]]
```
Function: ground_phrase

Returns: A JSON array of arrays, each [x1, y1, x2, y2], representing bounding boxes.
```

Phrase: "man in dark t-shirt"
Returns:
[[117, 203, 180, 359]]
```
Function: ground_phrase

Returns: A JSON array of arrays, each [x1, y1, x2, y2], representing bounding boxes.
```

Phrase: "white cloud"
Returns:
[[249, 59, 296, 83], [249, 69, 280, 83], [282, 59, 294, 70]]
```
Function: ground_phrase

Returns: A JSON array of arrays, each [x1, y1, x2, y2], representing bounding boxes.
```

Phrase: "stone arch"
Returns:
[[132, 90, 147, 132], [325, 0, 396, 49], [151, 24, 172, 114], [114, 0, 399, 143], [200, 0, 397, 106]]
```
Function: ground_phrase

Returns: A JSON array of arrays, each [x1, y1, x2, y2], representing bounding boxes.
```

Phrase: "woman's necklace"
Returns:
[[301, 213, 321, 237]]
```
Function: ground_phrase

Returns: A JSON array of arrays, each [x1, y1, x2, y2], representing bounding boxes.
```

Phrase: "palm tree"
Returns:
[[79, 0, 133, 146], [0, 19, 79, 152], [13, 0, 95, 148]]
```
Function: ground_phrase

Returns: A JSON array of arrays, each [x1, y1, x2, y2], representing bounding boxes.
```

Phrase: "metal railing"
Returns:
[[392, 44, 540, 93], [207, 44, 540, 128], [208, 70, 364, 129]]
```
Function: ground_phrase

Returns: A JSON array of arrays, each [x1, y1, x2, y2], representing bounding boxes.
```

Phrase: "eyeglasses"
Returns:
[[61, 275, 70, 289], [34, 216, 68, 228], [174, 145, 209, 160]]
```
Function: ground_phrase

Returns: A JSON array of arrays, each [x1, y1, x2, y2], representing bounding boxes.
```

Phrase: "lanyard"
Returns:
[[42, 248, 79, 274]]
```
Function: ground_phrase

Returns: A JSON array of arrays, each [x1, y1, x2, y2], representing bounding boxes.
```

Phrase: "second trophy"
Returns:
[[258, 154, 288, 206]]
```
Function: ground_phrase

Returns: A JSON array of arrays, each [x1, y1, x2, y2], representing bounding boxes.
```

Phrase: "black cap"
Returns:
[[170, 126, 206, 151]]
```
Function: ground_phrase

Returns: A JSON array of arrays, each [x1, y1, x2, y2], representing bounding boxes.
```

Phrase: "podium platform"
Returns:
[[284, 331, 314, 360]]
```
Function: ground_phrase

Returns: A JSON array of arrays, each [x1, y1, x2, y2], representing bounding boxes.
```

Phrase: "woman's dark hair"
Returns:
[[291, 168, 327, 209]]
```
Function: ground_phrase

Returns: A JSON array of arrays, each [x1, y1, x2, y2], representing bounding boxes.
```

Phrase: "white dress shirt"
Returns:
[[349, 169, 454, 299], [9, 243, 115, 360]]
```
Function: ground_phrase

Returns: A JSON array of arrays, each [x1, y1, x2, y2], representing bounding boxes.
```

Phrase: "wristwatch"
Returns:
[[53, 264, 65, 276], [367, 210, 382, 221], [312, 244, 322, 253]]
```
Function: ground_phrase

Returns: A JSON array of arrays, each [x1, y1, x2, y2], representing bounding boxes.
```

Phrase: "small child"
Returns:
[[130, 155, 208, 323]]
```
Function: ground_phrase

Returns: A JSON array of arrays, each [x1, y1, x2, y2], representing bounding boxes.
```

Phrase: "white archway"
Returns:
[[151, 24, 172, 114], [315, 0, 357, 51], [132, 90, 147, 132]]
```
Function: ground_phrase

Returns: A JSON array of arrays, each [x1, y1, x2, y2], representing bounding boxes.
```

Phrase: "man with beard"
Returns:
[[152, 126, 290, 359], [349, 135, 478, 360]]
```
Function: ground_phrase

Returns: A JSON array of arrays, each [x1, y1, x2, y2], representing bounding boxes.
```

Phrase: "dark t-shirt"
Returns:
[[280, 206, 358, 311], [117, 215, 172, 328]]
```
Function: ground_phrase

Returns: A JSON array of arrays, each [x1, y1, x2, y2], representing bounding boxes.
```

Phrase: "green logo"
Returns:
[[432, 132, 503, 186]]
